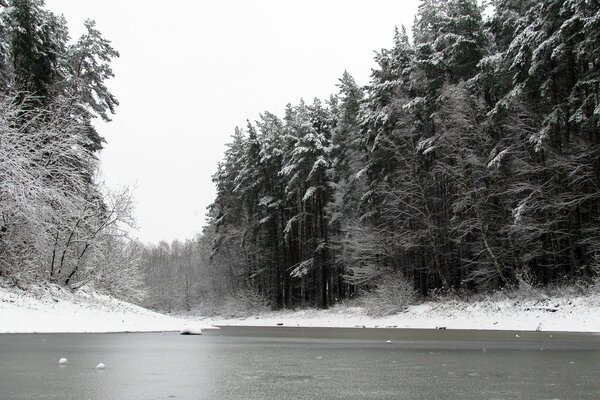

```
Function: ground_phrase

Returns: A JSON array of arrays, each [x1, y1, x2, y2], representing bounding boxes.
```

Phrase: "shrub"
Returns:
[[360, 270, 416, 317], [192, 288, 270, 318]]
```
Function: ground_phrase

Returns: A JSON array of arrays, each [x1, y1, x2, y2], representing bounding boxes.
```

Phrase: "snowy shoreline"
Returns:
[[0, 284, 185, 334], [1, 284, 599, 334], [188, 288, 600, 334]]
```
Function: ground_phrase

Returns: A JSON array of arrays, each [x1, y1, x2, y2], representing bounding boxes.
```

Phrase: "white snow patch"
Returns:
[[194, 290, 600, 333], [0, 283, 196, 333], [487, 148, 509, 168]]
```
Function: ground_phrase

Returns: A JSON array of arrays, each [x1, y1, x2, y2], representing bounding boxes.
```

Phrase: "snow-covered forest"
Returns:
[[141, 0, 600, 311], [0, 0, 145, 300], [2, 0, 600, 315]]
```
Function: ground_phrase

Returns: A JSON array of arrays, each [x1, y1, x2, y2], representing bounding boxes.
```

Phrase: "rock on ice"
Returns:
[[95, 363, 106, 370], [58, 358, 68, 365]]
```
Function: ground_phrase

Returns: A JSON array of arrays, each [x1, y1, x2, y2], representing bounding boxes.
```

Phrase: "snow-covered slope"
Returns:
[[0, 283, 186, 333]]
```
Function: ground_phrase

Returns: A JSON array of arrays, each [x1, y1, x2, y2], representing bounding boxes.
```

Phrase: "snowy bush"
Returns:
[[192, 288, 270, 318], [514, 265, 538, 295], [589, 253, 600, 291], [92, 237, 148, 303], [359, 271, 416, 317]]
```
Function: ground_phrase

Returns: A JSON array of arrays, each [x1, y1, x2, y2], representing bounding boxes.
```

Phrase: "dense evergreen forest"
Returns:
[[0, 0, 145, 300], [141, 0, 600, 311]]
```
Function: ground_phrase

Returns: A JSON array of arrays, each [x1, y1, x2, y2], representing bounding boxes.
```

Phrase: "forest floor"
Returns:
[[1, 281, 599, 334], [191, 285, 600, 334]]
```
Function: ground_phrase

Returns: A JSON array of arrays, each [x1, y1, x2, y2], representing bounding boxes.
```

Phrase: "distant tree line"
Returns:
[[0, 0, 144, 300], [184, 0, 599, 310], [140, 238, 212, 312]]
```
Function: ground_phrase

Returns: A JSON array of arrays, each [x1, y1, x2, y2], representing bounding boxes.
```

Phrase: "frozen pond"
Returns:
[[0, 331, 599, 399]]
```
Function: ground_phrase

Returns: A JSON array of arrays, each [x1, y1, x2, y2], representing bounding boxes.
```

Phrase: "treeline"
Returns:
[[138, 236, 270, 314], [201, 0, 600, 309], [140, 239, 211, 312], [0, 0, 144, 300]]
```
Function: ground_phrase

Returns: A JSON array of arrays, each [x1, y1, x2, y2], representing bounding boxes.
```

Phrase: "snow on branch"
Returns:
[[290, 258, 313, 278]]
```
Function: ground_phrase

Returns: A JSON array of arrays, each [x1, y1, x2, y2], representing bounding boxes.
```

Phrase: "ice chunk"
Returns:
[[95, 363, 106, 370], [58, 358, 67, 365]]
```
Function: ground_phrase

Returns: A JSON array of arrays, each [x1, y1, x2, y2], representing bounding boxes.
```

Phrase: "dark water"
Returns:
[[0, 332, 599, 400]]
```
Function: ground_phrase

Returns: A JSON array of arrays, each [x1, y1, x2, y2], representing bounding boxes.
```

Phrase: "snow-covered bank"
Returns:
[[0, 284, 186, 333], [2, 283, 599, 334], [190, 289, 600, 333]]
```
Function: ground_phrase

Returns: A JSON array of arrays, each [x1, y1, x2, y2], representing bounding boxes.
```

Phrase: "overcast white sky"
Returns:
[[44, 0, 420, 244]]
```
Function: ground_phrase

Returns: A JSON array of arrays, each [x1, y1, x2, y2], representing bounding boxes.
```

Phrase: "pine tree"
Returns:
[[62, 19, 119, 151], [279, 99, 334, 307], [3, 0, 68, 105], [255, 112, 288, 307], [360, 26, 415, 221], [209, 127, 248, 290]]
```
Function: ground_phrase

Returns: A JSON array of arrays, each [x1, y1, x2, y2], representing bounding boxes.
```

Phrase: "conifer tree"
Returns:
[[3, 0, 67, 105]]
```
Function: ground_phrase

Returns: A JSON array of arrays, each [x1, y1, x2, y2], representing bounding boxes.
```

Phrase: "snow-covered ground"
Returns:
[[190, 289, 600, 334], [0, 283, 185, 333], [1, 283, 599, 334]]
